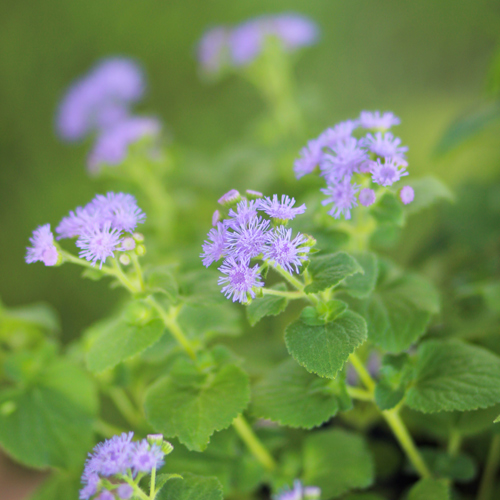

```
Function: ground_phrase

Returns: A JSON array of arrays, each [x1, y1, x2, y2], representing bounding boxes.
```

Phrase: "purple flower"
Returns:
[[359, 188, 376, 207], [117, 484, 133, 500], [201, 222, 227, 267], [88, 117, 161, 174], [272, 14, 319, 50], [197, 27, 230, 73], [363, 132, 408, 164], [264, 226, 310, 273], [359, 111, 400, 130], [131, 441, 165, 473], [218, 257, 263, 303], [57, 58, 145, 141], [274, 480, 321, 500], [370, 158, 408, 186], [318, 120, 359, 148], [79, 473, 99, 500], [294, 138, 324, 179], [212, 210, 221, 226], [246, 189, 264, 198], [97, 491, 115, 500], [227, 199, 261, 228], [321, 179, 359, 219], [91, 192, 146, 233], [320, 137, 368, 182], [226, 217, 271, 259], [259, 194, 306, 221], [76, 222, 122, 269], [218, 189, 241, 206], [400, 185, 414, 205], [56, 205, 102, 240], [25, 224, 59, 266]]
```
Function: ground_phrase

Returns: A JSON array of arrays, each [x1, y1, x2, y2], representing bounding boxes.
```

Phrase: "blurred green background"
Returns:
[[1, 0, 499, 338]]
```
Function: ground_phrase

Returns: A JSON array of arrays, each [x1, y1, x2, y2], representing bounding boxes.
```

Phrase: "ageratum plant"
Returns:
[[2, 10, 500, 500]]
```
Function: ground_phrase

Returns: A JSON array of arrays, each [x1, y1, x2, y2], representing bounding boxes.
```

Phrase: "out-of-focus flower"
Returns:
[[400, 185, 415, 205], [25, 224, 59, 266], [359, 110, 400, 130], [321, 179, 360, 220]]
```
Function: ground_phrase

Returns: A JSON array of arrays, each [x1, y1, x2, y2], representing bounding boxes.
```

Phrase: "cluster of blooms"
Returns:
[[201, 189, 311, 303], [274, 480, 321, 500], [197, 13, 319, 74], [294, 111, 414, 219], [56, 58, 161, 173], [80, 433, 170, 500], [25, 192, 145, 269]]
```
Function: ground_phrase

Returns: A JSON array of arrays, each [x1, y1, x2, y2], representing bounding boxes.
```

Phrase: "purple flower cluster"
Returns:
[[197, 13, 319, 73], [56, 57, 160, 173], [80, 432, 167, 500], [201, 190, 310, 303], [26, 192, 145, 269], [274, 480, 321, 500], [294, 111, 414, 219]]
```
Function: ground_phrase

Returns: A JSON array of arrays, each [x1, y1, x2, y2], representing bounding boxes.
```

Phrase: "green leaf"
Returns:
[[353, 272, 439, 353], [405, 176, 454, 215], [0, 301, 60, 336], [246, 283, 289, 326], [417, 448, 476, 483], [408, 478, 450, 500], [144, 355, 250, 451], [252, 358, 351, 429], [304, 252, 362, 294], [156, 473, 223, 500], [374, 354, 414, 411], [406, 340, 500, 413], [370, 192, 404, 226], [146, 265, 179, 301], [342, 252, 379, 299], [0, 357, 97, 470], [86, 300, 165, 373], [285, 310, 367, 378], [149, 473, 183, 493], [303, 429, 374, 499]]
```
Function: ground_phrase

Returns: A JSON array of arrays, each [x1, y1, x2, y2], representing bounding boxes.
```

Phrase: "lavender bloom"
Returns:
[[97, 491, 115, 500], [370, 158, 408, 186], [294, 138, 324, 179], [79, 473, 99, 500], [227, 199, 261, 228], [117, 484, 133, 499], [359, 111, 400, 130], [359, 188, 376, 207], [201, 222, 227, 267], [274, 480, 321, 500], [218, 189, 241, 206], [318, 120, 359, 148], [246, 189, 264, 198], [88, 117, 161, 174], [197, 27, 230, 73], [131, 441, 165, 473], [320, 137, 368, 182], [91, 192, 146, 233], [272, 14, 320, 50], [227, 217, 271, 259], [259, 194, 306, 222], [76, 222, 122, 269], [264, 226, 310, 273], [57, 58, 145, 141], [321, 179, 360, 220], [400, 185, 415, 205], [218, 257, 263, 303], [25, 224, 59, 266], [363, 132, 408, 164], [56, 205, 102, 240]]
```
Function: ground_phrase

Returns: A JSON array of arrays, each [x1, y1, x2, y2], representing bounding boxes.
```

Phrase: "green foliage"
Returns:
[[0, 345, 97, 469], [352, 270, 439, 353], [370, 192, 404, 226], [144, 350, 250, 451], [304, 252, 362, 294], [342, 252, 379, 299], [29, 473, 81, 500], [86, 300, 165, 373], [406, 340, 500, 413], [303, 429, 374, 499], [246, 283, 289, 326], [405, 176, 454, 215], [156, 473, 223, 500], [418, 448, 476, 483], [375, 353, 413, 410], [251, 358, 351, 428], [285, 308, 367, 378], [0, 301, 60, 338], [407, 478, 450, 500]]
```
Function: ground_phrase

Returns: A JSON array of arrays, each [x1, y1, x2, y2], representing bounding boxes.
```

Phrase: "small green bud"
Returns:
[[133, 232, 145, 243], [218, 189, 241, 207], [121, 237, 136, 251], [136, 244, 146, 256], [119, 254, 131, 266]]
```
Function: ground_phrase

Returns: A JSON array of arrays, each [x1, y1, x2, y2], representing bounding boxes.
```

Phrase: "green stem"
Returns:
[[147, 297, 197, 362], [119, 475, 150, 500], [448, 428, 462, 456], [346, 386, 373, 402], [270, 263, 320, 305], [150, 466, 156, 499], [349, 353, 431, 478], [131, 253, 145, 292], [232, 414, 277, 472], [261, 288, 304, 299], [477, 434, 500, 500], [112, 258, 139, 294], [108, 387, 143, 428], [60, 250, 114, 275]]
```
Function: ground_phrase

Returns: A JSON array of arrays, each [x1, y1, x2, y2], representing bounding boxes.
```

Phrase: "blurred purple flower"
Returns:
[[320, 137, 368, 183], [197, 27, 230, 73], [294, 137, 324, 179], [400, 185, 415, 204], [201, 222, 227, 267], [370, 158, 408, 186], [359, 110, 400, 130], [321, 179, 359, 220], [25, 224, 59, 266], [359, 188, 376, 207], [363, 132, 408, 164]]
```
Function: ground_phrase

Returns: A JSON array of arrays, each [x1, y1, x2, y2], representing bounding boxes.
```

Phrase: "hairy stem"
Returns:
[[232, 414, 277, 472], [149, 466, 156, 499], [131, 253, 145, 292], [477, 434, 500, 500], [269, 263, 320, 305]]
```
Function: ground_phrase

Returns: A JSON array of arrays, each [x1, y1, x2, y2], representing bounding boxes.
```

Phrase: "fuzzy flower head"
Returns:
[[264, 226, 310, 273], [321, 179, 359, 220], [259, 194, 306, 223], [56, 58, 145, 141], [400, 185, 415, 205], [370, 158, 408, 187], [218, 257, 263, 303], [226, 217, 271, 260], [318, 120, 359, 148], [359, 110, 400, 130], [227, 199, 261, 228], [320, 137, 368, 183], [363, 132, 408, 165], [359, 188, 376, 207], [197, 26, 230, 74], [218, 189, 241, 206], [294, 138, 324, 179], [76, 222, 122, 269], [25, 224, 60, 266], [201, 222, 227, 267], [274, 480, 321, 500]]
